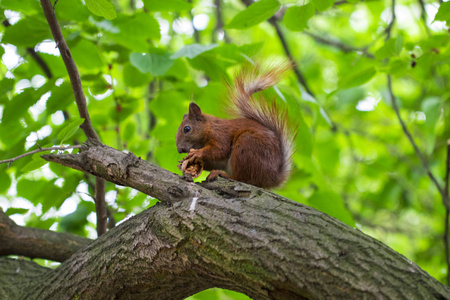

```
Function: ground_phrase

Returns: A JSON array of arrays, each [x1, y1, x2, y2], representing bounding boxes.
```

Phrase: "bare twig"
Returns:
[[387, 76, 444, 196], [40, 0, 99, 141], [213, 0, 230, 43], [445, 140, 450, 285], [388, 75, 449, 284], [0, 145, 82, 165], [303, 31, 374, 59], [417, 0, 431, 35], [445, 140, 450, 202], [40, 0, 107, 236], [385, 0, 396, 41], [187, 0, 200, 43], [94, 177, 107, 236], [269, 19, 316, 98]]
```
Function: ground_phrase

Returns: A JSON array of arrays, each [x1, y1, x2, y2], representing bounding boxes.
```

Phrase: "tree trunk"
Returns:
[[0, 140, 449, 299]]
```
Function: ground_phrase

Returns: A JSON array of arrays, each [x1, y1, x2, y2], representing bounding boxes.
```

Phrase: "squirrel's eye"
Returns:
[[184, 126, 191, 133]]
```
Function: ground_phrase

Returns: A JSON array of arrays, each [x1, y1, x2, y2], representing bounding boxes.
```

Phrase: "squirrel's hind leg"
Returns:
[[206, 170, 231, 182]]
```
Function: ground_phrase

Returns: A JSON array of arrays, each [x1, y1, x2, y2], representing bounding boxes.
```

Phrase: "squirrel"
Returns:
[[176, 62, 295, 189]]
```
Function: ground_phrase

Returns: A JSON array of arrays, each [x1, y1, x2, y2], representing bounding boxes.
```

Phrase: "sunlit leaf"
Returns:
[[85, 0, 117, 20], [283, 4, 315, 31], [57, 118, 85, 144], [226, 0, 280, 29]]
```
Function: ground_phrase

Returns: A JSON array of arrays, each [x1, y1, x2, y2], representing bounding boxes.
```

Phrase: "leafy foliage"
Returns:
[[0, 0, 449, 297]]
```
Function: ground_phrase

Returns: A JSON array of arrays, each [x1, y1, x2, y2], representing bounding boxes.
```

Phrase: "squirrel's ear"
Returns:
[[188, 102, 204, 121]]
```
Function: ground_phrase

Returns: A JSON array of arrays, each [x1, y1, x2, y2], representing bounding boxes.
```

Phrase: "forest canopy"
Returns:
[[0, 0, 449, 298]]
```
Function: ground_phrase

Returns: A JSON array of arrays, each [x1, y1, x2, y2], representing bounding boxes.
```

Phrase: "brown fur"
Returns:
[[176, 62, 295, 189]]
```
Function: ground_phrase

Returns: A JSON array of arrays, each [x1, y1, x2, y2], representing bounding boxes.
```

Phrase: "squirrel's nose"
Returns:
[[177, 147, 187, 153]]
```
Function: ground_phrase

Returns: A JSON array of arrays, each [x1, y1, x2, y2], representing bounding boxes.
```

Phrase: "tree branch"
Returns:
[[387, 75, 449, 284], [213, 0, 230, 43], [303, 31, 375, 59], [0, 145, 82, 165], [2, 141, 449, 298], [41, 140, 208, 204], [40, 0, 107, 236], [269, 18, 316, 98], [0, 210, 91, 262], [385, 0, 396, 40], [40, 0, 98, 141]]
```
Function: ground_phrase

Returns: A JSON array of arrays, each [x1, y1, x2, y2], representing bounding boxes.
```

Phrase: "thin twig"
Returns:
[[385, 0, 396, 41], [0, 146, 82, 165], [388, 75, 449, 283], [445, 140, 450, 202], [417, 0, 431, 36], [40, 0, 107, 236], [303, 31, 375, 59], [445, 140, 450, 285], [387, 76, 444, 196], [269, 19, 316, 98], [213, 0, 230, 43], [187, 0, 200, 43]]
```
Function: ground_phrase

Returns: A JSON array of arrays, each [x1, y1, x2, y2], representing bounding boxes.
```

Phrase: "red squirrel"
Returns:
[[176, 62, 295, 189]]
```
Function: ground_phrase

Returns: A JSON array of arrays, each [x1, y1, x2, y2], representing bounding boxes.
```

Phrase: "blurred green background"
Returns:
[[0, 0, 449, 297]]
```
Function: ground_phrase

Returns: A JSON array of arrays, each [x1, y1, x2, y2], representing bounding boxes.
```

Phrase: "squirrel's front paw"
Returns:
[[183, 149, 202, 163]]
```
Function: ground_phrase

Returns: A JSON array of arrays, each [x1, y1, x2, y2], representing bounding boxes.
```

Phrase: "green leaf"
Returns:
[[56, 0, 90, 22], [17, 179, 47, 205], [0, 0, 40, 13], [123, 63, 152, 87], [0, 78, 14, 95], [339, 67, 376, 89], [57, 118, 85, 144], [46, 81, 75, 114], [20, 155, 48, 173], [58, 202, 91, 235], [70, 39, 105, 70], [5, 208, 29, 216], [283, 4, 315, 32], [308, 190, 355, 227], [2, 84, 51, 125], [107, 13, 160, 52], [312, 0, 334, 12], [434, 2, 450, 25], [130, 53, 174, 76], [171, 44, 218, 59], [2, 18, 52, 48], [85, 0, 117, 20], [142, 0, 191, 11], [0, 171, 11, 194], [226, 0, 280, 29], [374, 36, 403, 59]]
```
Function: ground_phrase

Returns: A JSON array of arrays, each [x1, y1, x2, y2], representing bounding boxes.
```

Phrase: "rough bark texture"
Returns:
[[0, 210, 90, 262], [0, 140, 449, 299]]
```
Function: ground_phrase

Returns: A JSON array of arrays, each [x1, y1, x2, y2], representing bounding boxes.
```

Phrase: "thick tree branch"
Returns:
[[1, 141, 449, 298], [42, 140, 209, 204], [0, 145, 81, 165], [0, 210, 91, 262], [40, 0, 107, 236]]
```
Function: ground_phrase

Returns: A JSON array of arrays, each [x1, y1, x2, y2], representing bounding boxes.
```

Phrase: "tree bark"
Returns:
[[0, 140, 449, 299]]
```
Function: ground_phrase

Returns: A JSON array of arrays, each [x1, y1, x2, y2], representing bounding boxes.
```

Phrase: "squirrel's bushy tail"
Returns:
[[229, 61, 295, 183]]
